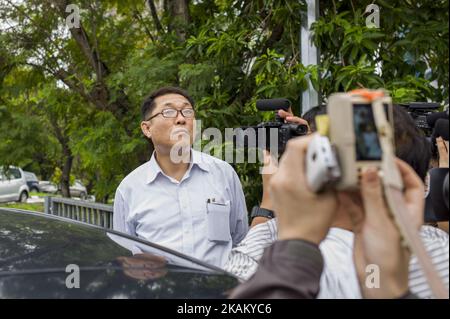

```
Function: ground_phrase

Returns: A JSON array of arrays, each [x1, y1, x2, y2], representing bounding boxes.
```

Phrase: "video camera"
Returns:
[[234, 98, 308, 156], [399, 102, 441, 136]]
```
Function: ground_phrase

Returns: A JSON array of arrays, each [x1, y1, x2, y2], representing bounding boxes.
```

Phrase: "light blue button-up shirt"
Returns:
[[113, 149, 249, 268]]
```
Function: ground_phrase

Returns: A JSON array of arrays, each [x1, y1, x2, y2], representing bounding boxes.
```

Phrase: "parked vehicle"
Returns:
[[39, 179, 87, 199], [23, 171, 40, 193], [0, 166, 29, 203], [56, 180, 88, 199], [0, 209, 239, 298], [70, 180, 87, 199], [38, 181, 58, 194]]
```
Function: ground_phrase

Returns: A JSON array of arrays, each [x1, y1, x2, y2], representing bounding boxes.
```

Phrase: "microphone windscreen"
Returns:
[[426, 110, 449, 128], [256, 98, 291, 111], [433, 119, 449, 141]]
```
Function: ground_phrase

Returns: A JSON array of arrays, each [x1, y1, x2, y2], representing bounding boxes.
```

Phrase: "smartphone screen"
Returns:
[[353, 103, 382, 161]]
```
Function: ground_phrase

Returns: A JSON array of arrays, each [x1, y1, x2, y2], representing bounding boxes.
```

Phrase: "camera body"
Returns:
[[400, 102, 440, 136], [235, 99, 308, 156], [306, 134, 341, 192], [306, 90, 397, 191]]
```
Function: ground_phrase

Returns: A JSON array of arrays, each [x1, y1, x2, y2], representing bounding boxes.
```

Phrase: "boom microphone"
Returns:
[[256, 98, 291, 111]]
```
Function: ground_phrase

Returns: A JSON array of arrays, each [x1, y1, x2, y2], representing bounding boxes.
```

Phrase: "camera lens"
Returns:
[[294, 124, 308, 135]]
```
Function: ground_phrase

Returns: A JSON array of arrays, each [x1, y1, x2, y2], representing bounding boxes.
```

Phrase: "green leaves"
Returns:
[[311, 0, 448, 104], [1, 0, 448, 208], [332, 56, 384, 92], [178, 63, 216, 96]]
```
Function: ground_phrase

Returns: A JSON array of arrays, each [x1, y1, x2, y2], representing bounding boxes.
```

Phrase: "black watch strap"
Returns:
[[251, 206, 275, 220]]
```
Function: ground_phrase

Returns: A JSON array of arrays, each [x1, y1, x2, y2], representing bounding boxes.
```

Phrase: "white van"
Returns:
[[0, 166, 30, 203]]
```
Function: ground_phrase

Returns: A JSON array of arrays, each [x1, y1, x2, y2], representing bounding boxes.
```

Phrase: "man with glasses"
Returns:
[[113, 87, 248, 267]]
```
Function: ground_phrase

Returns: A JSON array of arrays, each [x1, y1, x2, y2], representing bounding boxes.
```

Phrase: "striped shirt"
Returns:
[[224, 219, 449, 298], [409, 225, 449, 298]]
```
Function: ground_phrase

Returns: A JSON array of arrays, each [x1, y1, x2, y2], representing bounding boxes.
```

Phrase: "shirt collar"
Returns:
[[191, 149, 210, 173], [145, 149, 209, 184]]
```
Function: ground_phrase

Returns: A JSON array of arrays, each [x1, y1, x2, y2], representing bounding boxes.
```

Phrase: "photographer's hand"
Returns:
[[342, 159, 425, 299], [437, 137, 449, 168], [270, 134, 337, 244], [278, 109, 310, 130]]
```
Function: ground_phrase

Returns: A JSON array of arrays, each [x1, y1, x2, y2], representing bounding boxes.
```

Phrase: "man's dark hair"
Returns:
[[302, 105, 327, 132], [141, 87, 195, 120], [393, 104, 432, 181]]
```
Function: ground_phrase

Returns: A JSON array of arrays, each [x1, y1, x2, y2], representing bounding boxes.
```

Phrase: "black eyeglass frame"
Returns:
[[145, 108, 195, 121]]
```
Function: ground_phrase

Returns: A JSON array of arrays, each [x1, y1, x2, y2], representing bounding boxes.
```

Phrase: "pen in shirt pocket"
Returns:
[[206, 198, 227, 205]]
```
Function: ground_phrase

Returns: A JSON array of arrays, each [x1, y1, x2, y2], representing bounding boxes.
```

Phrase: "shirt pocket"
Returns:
[[206, 200, 231, 243]]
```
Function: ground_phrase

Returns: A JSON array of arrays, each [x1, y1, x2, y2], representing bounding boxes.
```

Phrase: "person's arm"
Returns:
[[342, 159, 425, 299], [251, 151, 277, 227], [230, 240, 324, 299], [251, 110, 310, 228], [225, 219, 277, 280], [437, 137, 449, 168]]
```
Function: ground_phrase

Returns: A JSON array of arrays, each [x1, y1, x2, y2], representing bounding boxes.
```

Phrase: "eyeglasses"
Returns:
[[146, 108, 195, 121]]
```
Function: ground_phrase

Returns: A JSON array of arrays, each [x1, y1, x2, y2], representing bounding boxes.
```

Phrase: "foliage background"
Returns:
[[0, 0, 448, 210]]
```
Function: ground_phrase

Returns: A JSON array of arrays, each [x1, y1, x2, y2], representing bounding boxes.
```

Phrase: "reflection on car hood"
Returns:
[[0, 268, 236, 298], [0, 210, 238, 298]]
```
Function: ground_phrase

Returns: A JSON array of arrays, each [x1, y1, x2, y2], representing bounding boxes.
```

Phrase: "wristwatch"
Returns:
[[250, 206, 275, 220]]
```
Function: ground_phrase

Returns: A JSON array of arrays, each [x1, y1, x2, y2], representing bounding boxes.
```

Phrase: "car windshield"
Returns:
[[0, 210, 215, 274]]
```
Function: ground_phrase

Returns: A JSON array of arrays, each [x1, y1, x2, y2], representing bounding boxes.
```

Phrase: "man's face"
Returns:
[[141, 93, 195, 152]]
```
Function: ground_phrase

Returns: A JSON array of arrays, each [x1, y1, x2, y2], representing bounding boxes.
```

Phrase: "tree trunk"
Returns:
[[166, 0, 191, 42], [60, 150, 73, 198], [86, 178, 94, 195], [48, 114, 73, 198], [52, 0, 134, 136]]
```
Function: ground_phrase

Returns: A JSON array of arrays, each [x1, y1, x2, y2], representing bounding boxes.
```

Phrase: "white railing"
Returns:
[[44, 197, 113, 229]]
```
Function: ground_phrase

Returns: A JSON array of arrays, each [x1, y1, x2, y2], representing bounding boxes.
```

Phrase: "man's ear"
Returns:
[[141, 121, 152, 139]]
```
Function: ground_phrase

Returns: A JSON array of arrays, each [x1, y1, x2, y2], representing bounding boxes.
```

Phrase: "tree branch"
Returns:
[[133, 7, 156, 42], [52, 0, 109, 81], [147, 0, 164, 34]]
